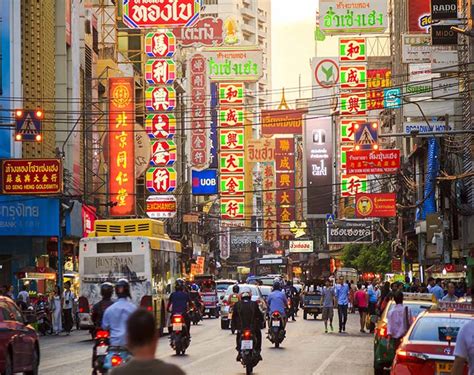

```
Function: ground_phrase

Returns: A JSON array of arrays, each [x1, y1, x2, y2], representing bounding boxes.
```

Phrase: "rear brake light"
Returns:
[[377, 325, 387, 337], [243, 330, 252, 339], [95, 330, 109, 339], [223, 300, 229, 306], [272, 311, 281, 318], [396, 350, 427, 364], [111, 355, 122, 367], [172, 315, 183, 323], [79, 307, 84, 313]]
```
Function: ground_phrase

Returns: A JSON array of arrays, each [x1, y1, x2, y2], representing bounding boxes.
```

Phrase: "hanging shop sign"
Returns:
[[326, 219, 374, 244], [346, 149, 401, 174], [218, 82, 244, 105], [122, 0, 202, 29], [383, 88, 402, 109], [220, 174, 245, 195], [367, 69, 392, 110], [0, 196, 60, 236], [319, 0, 388, 34], [403, 121, 453, 135], [176, 17, 224, 47], [220, 227, 231, 259], [340, 92, 367, 115], [109, 77, 135, 216], [145, 86, 176, 111], [431, 0, 458, 20], [312, 58, 339, 89], [144, 31, 176, 57], [339, 38, 366, 62], [304, 117, 333, 217], [289, 241, 314, 253], [219, 107, 244, 127], [221, 197, 245, 220], [246, 138, 275, 163], [341, 174, 367, 197], [145, 114, 176, 139], [145, 59, 176, 85], [146, 195, 177, 218], [355, 193, 397, 218], [408, 0, 431, 33], [340, 65, 367, 90], [431, 25, 458, 45], [220, 151, 244, 174], [150, 140, 176, 166], [261, 109, 306, 135], [1, 159, 63, 195], [231, 231, 264, 246], [354, 121, 378, 150], [191, 169, 218, 195], [82, 204, 97, 238], [146, 167, 176, 193], [219, 128, 244, 150], [203, 46, 263, 81], [262, 162, 277, 242]]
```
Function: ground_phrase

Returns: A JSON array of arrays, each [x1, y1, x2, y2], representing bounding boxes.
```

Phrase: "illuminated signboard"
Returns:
[[341, 174, 368, 197], [144, 31, 176, 57], [145, 86, 176, 112], [145, 59, 176, 85], [220, 174, 244, 195], [145, 114, 176, 139], [220, 151, 244, 174], [109, 77, 136, 216], [150, 140, 176, 166], [218, 83, 244, 104], [339, 38, 366, 62], [219, 107, 244, 127], [340, 92, 367, 115], [220, 128, 244, 150], [146, 167, 177, 193], [220, 197, 245, 220], [340, 65, 367, 90]]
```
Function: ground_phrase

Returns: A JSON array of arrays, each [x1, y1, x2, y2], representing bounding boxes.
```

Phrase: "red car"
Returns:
[[0, 296, 39, 374], [391, 306, 472, 375]]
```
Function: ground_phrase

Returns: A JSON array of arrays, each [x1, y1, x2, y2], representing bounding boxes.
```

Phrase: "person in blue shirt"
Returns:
[[367, 283, 378, 333], [167, 279, 191, 336], [267, 280, 288, 319], [428, 277, 445, 301], [102, 279, 137, 347], [335, 277, 350, 333]]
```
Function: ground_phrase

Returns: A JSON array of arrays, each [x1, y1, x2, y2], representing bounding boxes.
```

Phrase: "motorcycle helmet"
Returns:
[[191, 283, 199, 292], [100, 282, 114, 299], [232, 284, 240, 294], [273, 280, 281, 291], [175, 278, 185, 291], [115, 279, 131, 299], [240, 286, 252, 300]]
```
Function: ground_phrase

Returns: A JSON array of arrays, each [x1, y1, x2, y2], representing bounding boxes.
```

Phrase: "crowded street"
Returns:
[[40, 314, 373, 375]]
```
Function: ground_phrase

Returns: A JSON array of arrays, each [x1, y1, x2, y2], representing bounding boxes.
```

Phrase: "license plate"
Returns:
[[436, 362, 453, 374], [205, 309, 209, 313], [272, 320, 280, 327], [96, 345, 108, 356], [173, 323, 183, 331], [241, 340, 253, 350]]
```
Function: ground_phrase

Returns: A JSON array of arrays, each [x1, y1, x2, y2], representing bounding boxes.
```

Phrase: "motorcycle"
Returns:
[[267, 311, 285, 348], [103, 347, 131, 372], [92, 330, 110, 375], [238, 329, 261, 375], [35, 301, 52, 336], [189, 304, 202, 326], [169, 314, 190, 355]]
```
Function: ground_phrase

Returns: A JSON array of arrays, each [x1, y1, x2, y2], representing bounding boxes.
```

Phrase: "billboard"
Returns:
[[408, 0, 431, 33], [108, 77, 135, 216], [1, 159, 63, 194], [261, 109, 306, 136], [346, 149, 401, 174], [327, 219, 374, 244], [305, 117, 333, 217], [355, 193, 397, 218], [192, 169, 218, 195]]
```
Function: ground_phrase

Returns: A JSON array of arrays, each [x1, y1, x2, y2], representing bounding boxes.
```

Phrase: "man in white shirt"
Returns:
[[63, 281, 75, 335], [452, 319, 474, 375], [17, 285, 29, 305], [387, 292, 412, 349], [441, 282, 458, 302]]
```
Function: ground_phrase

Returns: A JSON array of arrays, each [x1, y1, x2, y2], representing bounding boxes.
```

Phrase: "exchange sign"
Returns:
[[145, 86, 176, 111], [355, 193, 397, 218], [340, 65, 367, 90], [346, 149, 401, 174], [145, 59, 176, 85], [145, 31, 176, 57], [150, 140, 176, 166], [327, 219, 374, 244], [146, 167, 177, 193], [339, 38, 366, 62], [1, 159, 63, 195], [145, 114, 176, 139], [221, 197, 245, 220], [122, 0, 202, 29], [146, 195, 177, 218]]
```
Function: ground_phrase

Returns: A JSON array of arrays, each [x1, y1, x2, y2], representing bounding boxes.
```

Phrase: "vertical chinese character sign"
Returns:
[[109, 77, 136, 216], [262, 162, 277, 242]]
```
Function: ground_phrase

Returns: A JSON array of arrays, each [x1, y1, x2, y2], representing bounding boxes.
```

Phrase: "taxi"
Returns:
[[374, 293, 435, 374], [391, 301, 473, 375]]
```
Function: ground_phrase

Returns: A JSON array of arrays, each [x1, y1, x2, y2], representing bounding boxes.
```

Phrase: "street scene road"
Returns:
[[40, 314, 372, 375]]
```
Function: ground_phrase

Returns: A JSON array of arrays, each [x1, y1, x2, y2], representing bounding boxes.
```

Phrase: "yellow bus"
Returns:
[[78, 218, 181, 334]]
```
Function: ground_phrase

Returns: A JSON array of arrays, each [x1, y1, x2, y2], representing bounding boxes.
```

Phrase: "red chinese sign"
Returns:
[[146, 167, 177, 193], [346, 149, 401, 174], [150, 140, 176, 166], [82, 204, 96, 238], [340, 65, 367, 90], [356, 193, 397, 218], [220, 151, 244, 174], [1, 159, 63, 194], [145, 114, 176, 139], [145, 31, 176, 58], [261, 109, 306, 135], [340, 92, 367, 115], [367, 69, 392, 111], [145, 59, 176, 85], [275, 137, 295, 240], [220, 128, 244, 150], [341, 174, 367, 197], [339, 38, 367, 62], [220, 197, 245, 220], [218, 83, 244, 105], [176, 17, 224, 47], [220, 174, 244, 195], [219, 107, 244, 127], [262, 162, 277, 242], [123, 0, 202, 29], [340, 118, 366, 143], [109, 77, 135, 216], [145, 86, 176, 112]]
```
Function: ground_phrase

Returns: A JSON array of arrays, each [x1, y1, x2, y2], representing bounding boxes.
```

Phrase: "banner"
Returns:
[[261, 109, 306, 135], [246, 138, 275, 163], [346, 149, 400, 174], [108, 77, 135, 216], [355, 193, 397, 218], [305, 117, 333, 217], [327, 219, 374, 244]]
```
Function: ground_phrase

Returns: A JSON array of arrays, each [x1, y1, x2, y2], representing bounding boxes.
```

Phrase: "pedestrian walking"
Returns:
[[387, 292, 412, 351], [354, 283, 368, 333], [427, 277, 444, 301], [51, 285, 63, 335], [17, 284, 29, 305], [441, 282, 458, 302], [5, 285, 15, 300], [335, 277, 350, 333], [63, 281, 75, 335], [321, 279, 335, 333], [367, 282, 378, 333]]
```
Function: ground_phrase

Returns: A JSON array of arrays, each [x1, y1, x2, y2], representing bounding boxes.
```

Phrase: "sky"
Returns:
[[271, 0, 318, 107]]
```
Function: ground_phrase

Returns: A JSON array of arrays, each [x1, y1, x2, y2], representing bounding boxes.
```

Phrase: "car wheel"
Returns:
[[3, 352, 13, 375], [25, 346, 39, 375]]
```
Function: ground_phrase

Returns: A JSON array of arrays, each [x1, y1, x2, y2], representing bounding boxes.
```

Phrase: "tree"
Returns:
[[340, 241, 391, 274]]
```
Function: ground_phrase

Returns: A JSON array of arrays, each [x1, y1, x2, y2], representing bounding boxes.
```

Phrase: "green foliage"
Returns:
[[340, 241, 391, 274]]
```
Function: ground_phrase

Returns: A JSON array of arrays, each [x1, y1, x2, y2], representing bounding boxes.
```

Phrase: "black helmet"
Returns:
[[100, 282, 114, 299], [115, 279, 131, 299], [273, 280, 281, 291], [232, 284, 240, 294], [175, 278, 185, 291]]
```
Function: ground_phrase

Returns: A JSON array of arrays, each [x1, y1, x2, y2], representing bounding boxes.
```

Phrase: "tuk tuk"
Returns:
[[194, 275, 219, 318], [302, 280, 324, 320]]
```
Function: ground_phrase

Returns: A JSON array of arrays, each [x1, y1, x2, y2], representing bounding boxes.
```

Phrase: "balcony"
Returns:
[[241, 5, 256, 19], [241, 21, 255, 35]]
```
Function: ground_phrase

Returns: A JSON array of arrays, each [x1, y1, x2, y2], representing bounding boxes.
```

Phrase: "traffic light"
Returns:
[[14, 109, 43, 142]]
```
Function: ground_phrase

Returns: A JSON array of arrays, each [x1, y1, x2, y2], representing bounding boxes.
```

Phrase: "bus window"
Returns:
[[97, 242, 132, 253]]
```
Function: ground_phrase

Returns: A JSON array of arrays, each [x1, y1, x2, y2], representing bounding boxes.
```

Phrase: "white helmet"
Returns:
[[240, 286, 252, 299]]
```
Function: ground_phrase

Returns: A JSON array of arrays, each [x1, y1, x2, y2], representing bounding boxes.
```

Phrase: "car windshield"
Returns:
[[409, 316, 471, 342], [217, 283, 233, 291], [386, 301, 433, 318]]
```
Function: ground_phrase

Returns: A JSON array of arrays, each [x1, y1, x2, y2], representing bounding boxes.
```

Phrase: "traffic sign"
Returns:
[[15, 111, 42, 141], [354, 121, 378, 150]]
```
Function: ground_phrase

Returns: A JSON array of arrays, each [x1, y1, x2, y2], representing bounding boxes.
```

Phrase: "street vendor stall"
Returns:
[[16, 266, 57, 300]]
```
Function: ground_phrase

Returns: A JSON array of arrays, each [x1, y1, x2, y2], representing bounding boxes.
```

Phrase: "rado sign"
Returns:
[[431, 0, 458, 20], [432, 25, 458, 45]]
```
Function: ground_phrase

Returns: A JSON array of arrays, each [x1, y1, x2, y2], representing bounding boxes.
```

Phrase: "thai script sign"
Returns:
[[408, 0, 431, 33], [145, 31, 176, 57], [289, 241, 314, 253], [346, 149, 401, 174], [246, 138, 275, 163], [356, 193, 396, 217], [1, 159, 62, 195], [109, 77, 135, 216], [327, 219, 374, 244], [122, 0, 202, 29], [176, 17, 224, 47], [339, 38, 366, 62], [367, 69, 391, 110], [261, 109, 306, 135], [146, 195, 177, 218], [203, 46, 263, 81], [320, 0, 388, 34]]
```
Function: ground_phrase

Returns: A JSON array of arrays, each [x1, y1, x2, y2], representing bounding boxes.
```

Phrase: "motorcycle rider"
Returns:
[[167, 279, 191, 336], [231, 287, 263, 361], [102, 279, 137, 347], [92, 282, 115, 333], [267, 280, 288, 326], [189, 283, 203, 314], [284, 281, 298, 321], [228, 284, 241, 306]]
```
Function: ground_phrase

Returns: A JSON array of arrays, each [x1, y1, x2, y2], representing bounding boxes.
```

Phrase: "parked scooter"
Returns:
[[169, 314, 190, 355]]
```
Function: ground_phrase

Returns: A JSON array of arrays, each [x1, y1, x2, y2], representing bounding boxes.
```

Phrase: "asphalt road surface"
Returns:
[[39, 311, 373, 375]]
